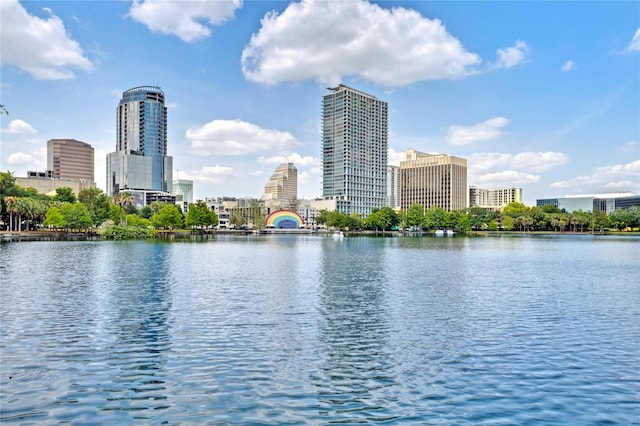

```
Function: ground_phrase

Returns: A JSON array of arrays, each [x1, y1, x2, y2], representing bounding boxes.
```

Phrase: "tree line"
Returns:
[[1, 172, 219, 237], [2, 171, 638, 235], [316, 202, 640, 233]]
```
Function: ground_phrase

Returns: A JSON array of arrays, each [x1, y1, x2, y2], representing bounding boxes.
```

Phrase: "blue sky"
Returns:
[[1, 0, 638, 205]]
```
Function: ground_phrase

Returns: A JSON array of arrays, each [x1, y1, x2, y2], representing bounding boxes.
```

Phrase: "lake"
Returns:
[[1, 234, 639, 424]]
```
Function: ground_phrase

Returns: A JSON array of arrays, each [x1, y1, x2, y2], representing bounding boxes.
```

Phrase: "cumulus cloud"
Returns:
[[495, 40, 529, 69], [468, 151, 568, 188], [620, 140, 639, 153], [1, 119, 37, 136], [8, 152, 35, 165], [447, 117, 509, 145], [388, 147, 405, 166], [129, 0, 242, 42], [241, 0, 483, 86], [624, 28, 640, 53], [257, 152, 321, 167], [469, 151, 568, 174], [187, 119, 299, 156], [551, 160, 640, 192], [561, 60, 577, 72], [0, 0, 93, 79], [181, 165, 234, 184]]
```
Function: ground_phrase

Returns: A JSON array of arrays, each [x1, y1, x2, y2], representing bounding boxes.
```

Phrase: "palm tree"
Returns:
[[112, 192, 133, 226], [4, 196, 16, 231]]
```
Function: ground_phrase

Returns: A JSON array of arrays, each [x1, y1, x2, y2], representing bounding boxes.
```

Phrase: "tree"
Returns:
[[78, 188, 110, 227], [502, 202, 530, 218], [592, 210, 609, 234], [501, 215, 514, 231], [53, 187, 77, 203], [366, 207, 398, 233], [457, 214, 471, 232], [406, 203, 425, 230], [43, 206, 65, 230], [185, 200, 219, 229], [424, 206, 446, 230], [112, 192, 133, 226], [60, 202, 93, 231], [151, 204, 183, 230]]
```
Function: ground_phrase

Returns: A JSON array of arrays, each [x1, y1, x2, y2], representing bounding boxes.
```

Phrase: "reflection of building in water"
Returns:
[[314, 240, 394, 421]]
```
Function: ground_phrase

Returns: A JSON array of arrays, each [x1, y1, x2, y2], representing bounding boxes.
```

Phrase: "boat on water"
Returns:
[[435, 230, 444, 236], [332, 231, 345, 239]]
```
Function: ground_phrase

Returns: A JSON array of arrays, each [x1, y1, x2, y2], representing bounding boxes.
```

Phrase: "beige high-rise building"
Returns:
[[400, 149, 467, 211], [262, 163, 297, 202], [47, 139, 94, 182], [469, 186, 522, 211]]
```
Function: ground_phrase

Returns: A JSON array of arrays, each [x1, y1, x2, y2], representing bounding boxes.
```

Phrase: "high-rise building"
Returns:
[[106, 86, 173, 196], [400, 149, 467, 212], [47, 139, 94, 182], [469, 186, 522, 211], [386, 165, 400, 209], [322, 84, 388, 217], [173, 179, 194, 213], [262, 163, 297, 202]]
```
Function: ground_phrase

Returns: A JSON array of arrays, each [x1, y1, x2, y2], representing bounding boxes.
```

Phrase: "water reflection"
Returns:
[[315, 237, 398, 422]]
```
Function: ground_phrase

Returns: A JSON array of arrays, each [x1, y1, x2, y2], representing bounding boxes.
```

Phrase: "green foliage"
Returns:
[[501, 215, 514, 231], [53, 187, 77, 203], [43, 206, 65, 229], [488, 220, 498, 231], [139, 205, 153, 219], [457, 214, 471, 232], [185, 200, 219, 229], [60, 202, 93, 230], [609, 206, 640, 230], [406, 204, 425, 229], [151, 204, 183, 229], [366, 207, 398, 232], [126, 214, 152, 228], [78, 188, 110, 226], [465, 207, 496, 230], [102, 225, 157, 240], [424, 206, 447, 230], [502, 202, 530, 218]]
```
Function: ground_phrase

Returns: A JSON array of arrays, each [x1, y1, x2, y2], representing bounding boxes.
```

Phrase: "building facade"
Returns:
[[386, 165, 400, 209], [469, 186, 522, 211], [47, 139, 94, 183], [322, 84, 388, 217], [173, 179, 194, 212], [106, 86, 173, 197], [262, 163, 297, 204], [537, 192, 637, 214], [400, 149, 467, 212]]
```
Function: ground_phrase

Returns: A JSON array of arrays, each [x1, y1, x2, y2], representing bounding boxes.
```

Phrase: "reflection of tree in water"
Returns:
[[101, 243, 175, 419], [314, 238, 398, 422]]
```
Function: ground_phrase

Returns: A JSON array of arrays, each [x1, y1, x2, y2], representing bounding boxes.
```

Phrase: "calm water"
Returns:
[[1, 234, 639, 424]]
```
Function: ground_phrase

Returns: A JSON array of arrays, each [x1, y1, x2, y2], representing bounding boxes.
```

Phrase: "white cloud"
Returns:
[[1, 119, 37, 136], [551, 160, 640, 191], [388, 147, 405, 166], [468, 151, 568, 189], [241, 0, 482, 86], [469, 151, 568, 174], [473, 170, 541, 187], [561, 60, 577, 72], [495, 40, 529, 69], [129, 0, 242, 43], [181, 165, 234, 184], [0, 0, 93, 79], [8, 152, 35, 164], [6, 147, 46, 169], [446, 117, 509, 145], [257, 152, 321, 167], [624, 28, 640, 53], [620, 140, 639, 153], [187, 119, 299, 156]]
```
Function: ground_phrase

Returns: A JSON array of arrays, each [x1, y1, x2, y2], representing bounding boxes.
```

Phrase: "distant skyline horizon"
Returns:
[[1, 0, 638, 206]]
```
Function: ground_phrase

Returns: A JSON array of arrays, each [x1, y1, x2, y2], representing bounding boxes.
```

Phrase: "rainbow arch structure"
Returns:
[[265, 210, 304, 229]]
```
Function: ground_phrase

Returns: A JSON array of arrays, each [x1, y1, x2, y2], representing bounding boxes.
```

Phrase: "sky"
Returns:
[[1, 0, 638, 206]]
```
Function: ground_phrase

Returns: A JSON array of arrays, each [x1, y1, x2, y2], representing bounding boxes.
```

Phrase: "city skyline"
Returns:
[[1, 0, 638, 206]]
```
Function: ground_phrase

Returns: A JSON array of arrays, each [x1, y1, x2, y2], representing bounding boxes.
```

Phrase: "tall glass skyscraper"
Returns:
[[106, 86, 173, 196], [322, 85, 388, 217]]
